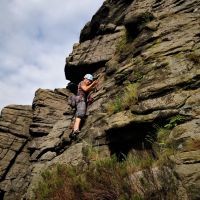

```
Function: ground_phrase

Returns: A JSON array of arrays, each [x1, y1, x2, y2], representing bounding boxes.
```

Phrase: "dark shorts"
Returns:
[[76, 98, 86, 118]]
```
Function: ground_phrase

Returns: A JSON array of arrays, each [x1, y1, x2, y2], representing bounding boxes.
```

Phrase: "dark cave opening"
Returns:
[[106, 121, 159, 161], [105, 113, 190, 161]]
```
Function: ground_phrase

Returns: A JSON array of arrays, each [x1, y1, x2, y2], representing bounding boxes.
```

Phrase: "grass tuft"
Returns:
[[106, 83, 138, 114]]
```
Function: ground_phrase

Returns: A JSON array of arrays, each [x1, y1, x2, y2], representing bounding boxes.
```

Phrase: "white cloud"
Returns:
[[0, 0, 104, 111]]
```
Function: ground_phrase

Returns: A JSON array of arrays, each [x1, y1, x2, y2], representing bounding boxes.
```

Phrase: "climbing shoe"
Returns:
[[69, 130, 80, 140]]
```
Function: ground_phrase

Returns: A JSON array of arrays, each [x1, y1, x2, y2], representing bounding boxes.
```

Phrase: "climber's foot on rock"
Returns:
[[69, 129, 80, 140]]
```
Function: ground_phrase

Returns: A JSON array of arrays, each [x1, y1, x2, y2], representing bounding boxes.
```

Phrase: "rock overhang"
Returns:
[[64, 30, 124, 83]]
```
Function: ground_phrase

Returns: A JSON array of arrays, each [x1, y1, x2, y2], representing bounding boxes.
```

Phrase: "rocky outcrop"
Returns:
[[29, 88, 71, 159], [65, 0, 134, 83], [65, 29, 124, 83], [0, 105, 32, 199], [1, 0, 200, 199], [64, 0, 200, 199]]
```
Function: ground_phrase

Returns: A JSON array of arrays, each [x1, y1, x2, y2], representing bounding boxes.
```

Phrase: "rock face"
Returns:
[[0, 105, 32, 199], [1, 0, 200, 199]]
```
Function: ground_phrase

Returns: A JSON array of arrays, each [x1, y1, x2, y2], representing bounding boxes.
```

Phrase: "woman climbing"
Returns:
[[70, 74, 98, 139]]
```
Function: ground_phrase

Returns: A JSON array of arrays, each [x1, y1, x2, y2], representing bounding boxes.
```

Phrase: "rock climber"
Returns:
[[70, 74, 98, 139]]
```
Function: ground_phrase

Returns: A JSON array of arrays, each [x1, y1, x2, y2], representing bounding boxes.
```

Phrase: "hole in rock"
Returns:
[[106, 122, 157, 161], [106, 113, 191, 161]]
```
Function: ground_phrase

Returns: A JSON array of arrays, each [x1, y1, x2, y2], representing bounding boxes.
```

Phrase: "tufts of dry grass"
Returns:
[[106, 83, 138, 114]]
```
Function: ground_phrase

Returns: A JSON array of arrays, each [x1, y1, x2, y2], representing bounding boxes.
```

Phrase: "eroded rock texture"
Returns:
[[1, 0, 200, 199], [0, 105, 32, 199]]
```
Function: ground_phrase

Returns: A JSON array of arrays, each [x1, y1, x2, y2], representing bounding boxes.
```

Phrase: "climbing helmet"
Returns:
[[84, 74, 93, 81]]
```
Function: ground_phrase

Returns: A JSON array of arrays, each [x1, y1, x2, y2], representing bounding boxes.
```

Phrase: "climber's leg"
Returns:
[[73, 100, 86, 132], [73, 117, 81, 132]]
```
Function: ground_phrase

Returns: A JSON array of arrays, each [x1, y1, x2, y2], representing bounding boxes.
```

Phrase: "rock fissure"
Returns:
[[0, 139, 28, 182]]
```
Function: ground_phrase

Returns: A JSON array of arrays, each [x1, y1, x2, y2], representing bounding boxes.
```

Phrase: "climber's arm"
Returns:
[[81, 80, 98, 92]]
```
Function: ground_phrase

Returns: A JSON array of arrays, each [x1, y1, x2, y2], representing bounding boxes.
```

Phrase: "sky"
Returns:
[[0, 0, 104, 111]]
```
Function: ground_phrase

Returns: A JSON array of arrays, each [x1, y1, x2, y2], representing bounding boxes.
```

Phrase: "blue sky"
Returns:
[[0, 0, 103, 111]]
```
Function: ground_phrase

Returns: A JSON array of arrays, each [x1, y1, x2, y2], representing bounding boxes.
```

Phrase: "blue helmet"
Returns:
[[84, 74, 93, 81]]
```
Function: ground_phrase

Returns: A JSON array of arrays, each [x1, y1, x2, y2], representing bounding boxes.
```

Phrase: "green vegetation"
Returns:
[[107, 96, 123, 114], [33, 154, 149, 200], [33, 114, 187, 200], [33, 143, 179, 200], [129, 71, 144, 82], [164, 115, 187, 129], [116, 29, 133, 61], [33, 121, 183, 200], [151, 124, 175, 166], [116, 29, 128, 53], [148, 115, 188, 165], [106, 83, 138, 114]]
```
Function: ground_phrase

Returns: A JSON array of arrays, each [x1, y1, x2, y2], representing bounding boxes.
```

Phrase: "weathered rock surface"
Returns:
[[130, 166, 188, 200], [1, 0, 200, 199], [64, 0, 200, 199], [30, 88, 72, 136], [65, 30, 124, 83], [0, 105, 32, 199], [168, 119, 200, 200], [25, 143, 84, 200]]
